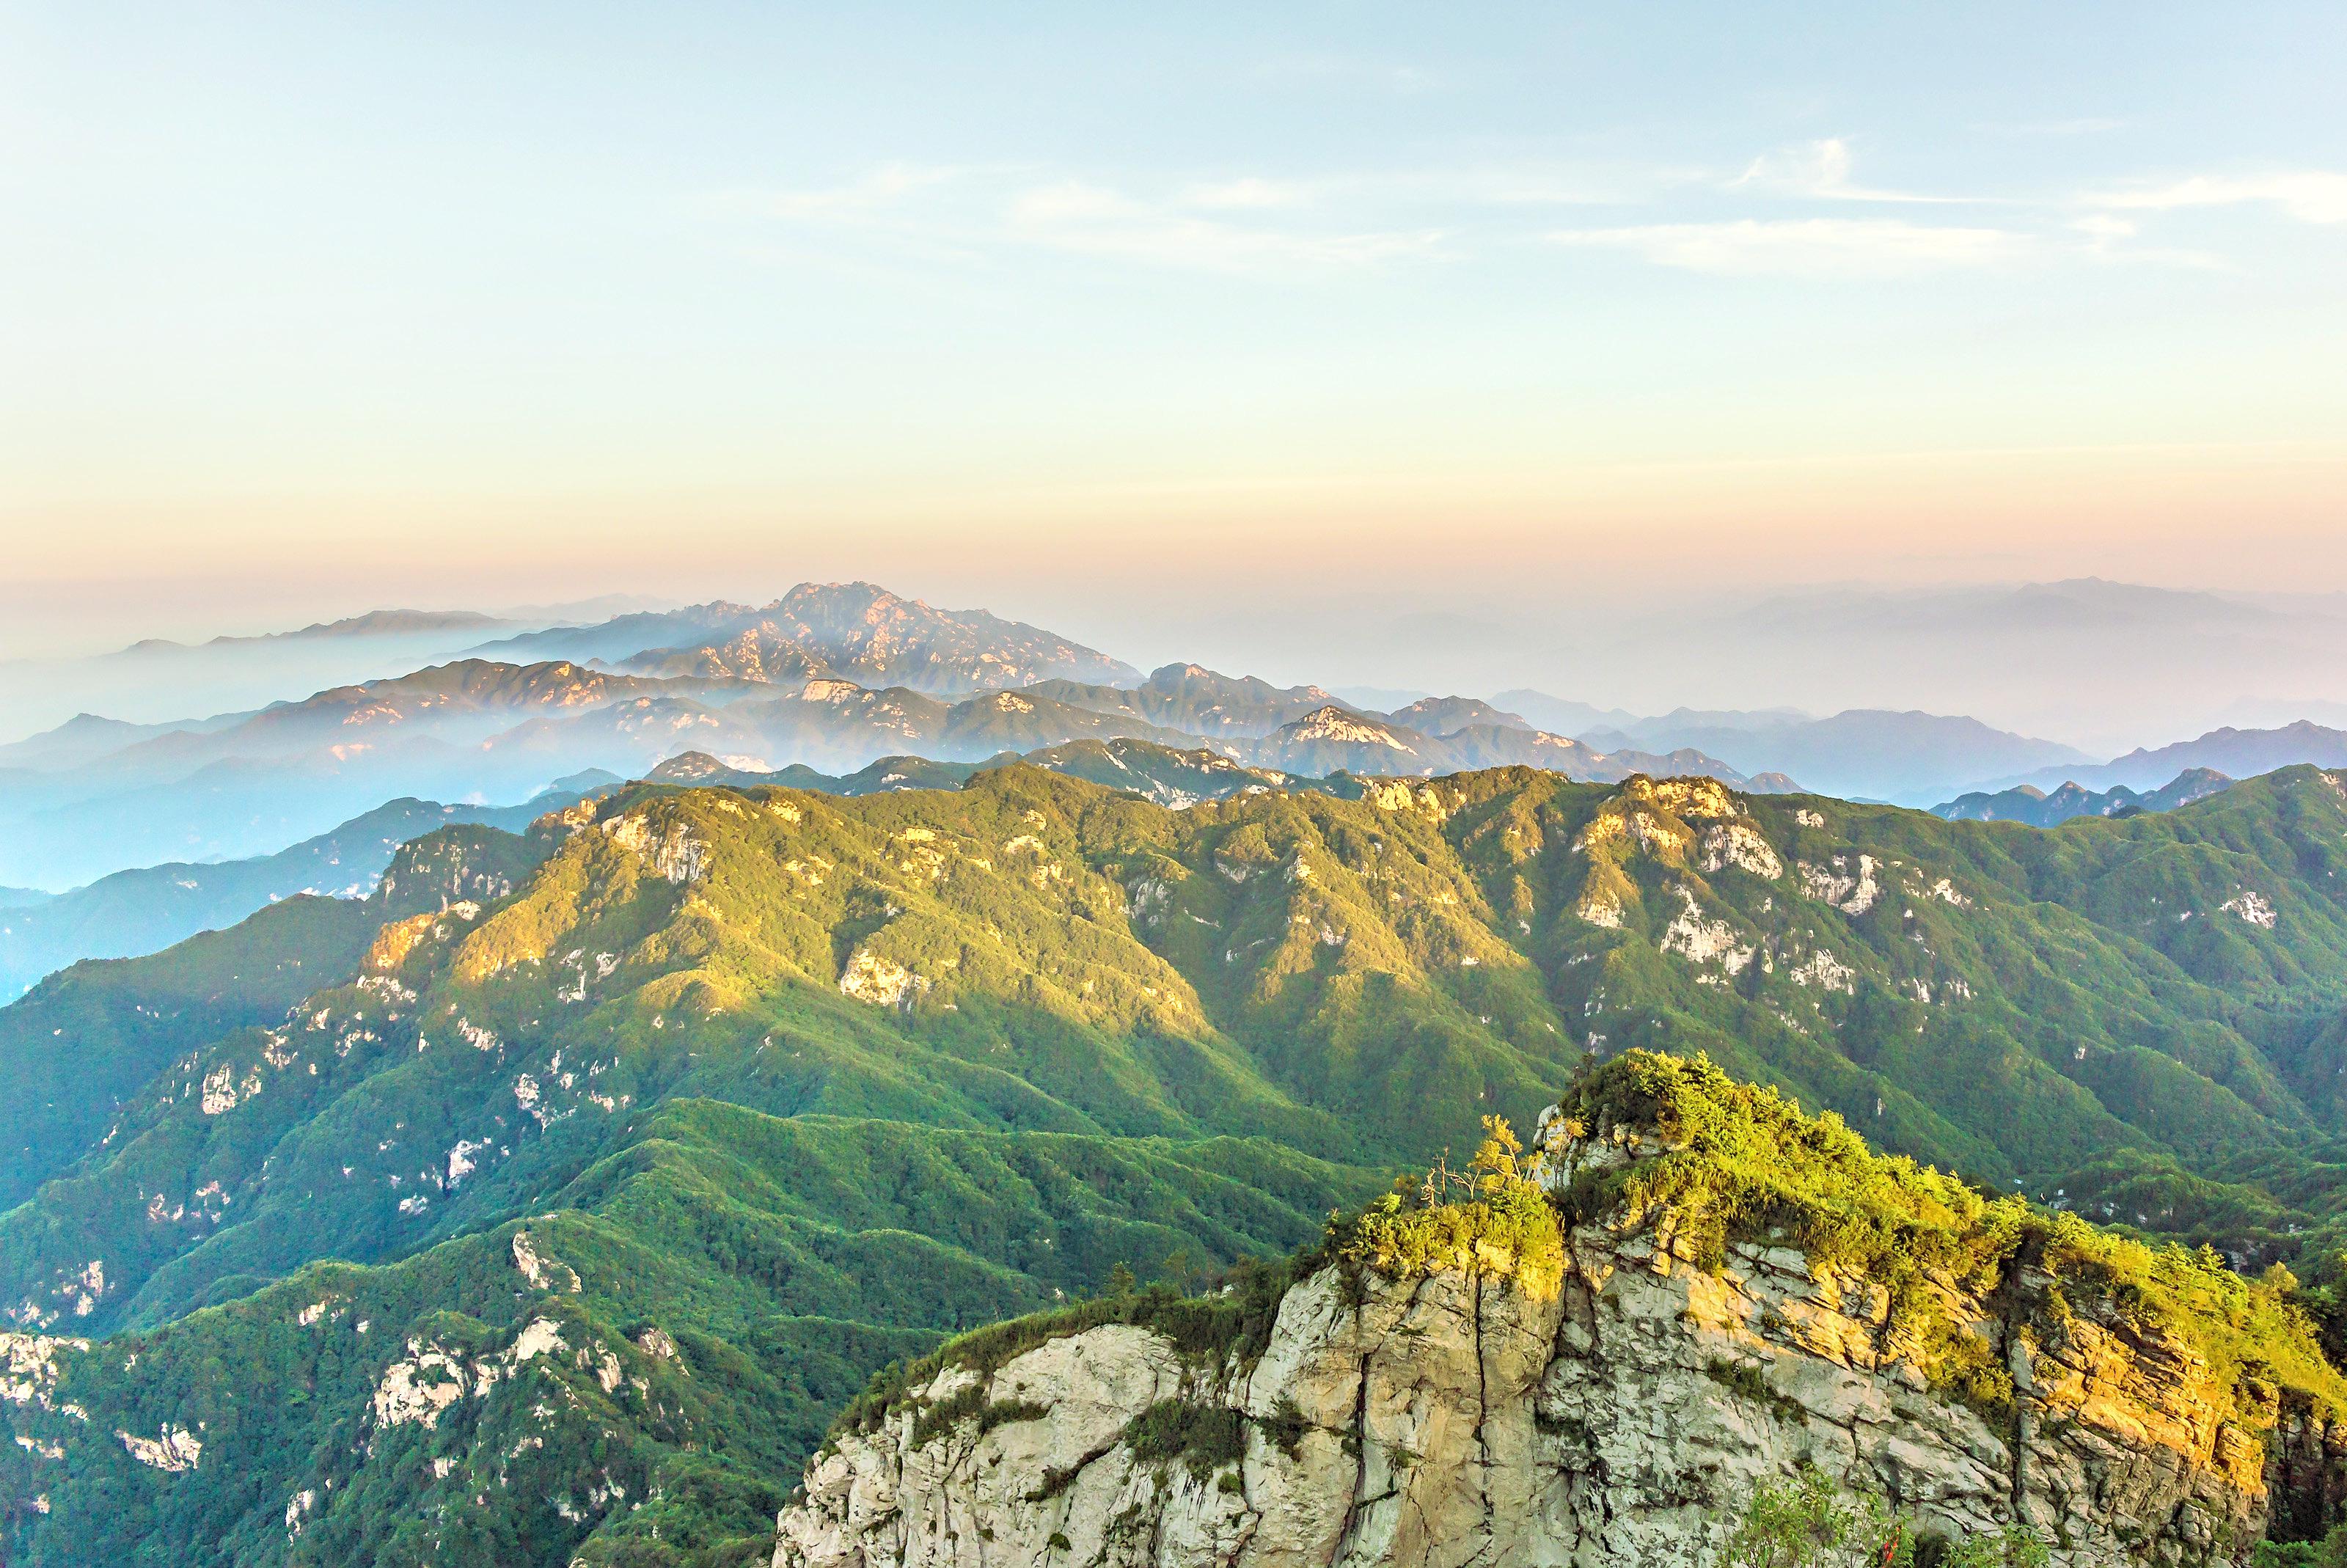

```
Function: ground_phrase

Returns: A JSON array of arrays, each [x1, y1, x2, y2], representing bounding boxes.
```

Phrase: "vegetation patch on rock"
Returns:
[[1330, 1114, 1565, 1299], [1553, 1049, 2347, 1427]]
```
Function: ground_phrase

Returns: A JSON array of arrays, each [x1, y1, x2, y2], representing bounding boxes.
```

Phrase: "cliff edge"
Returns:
[[773, 1052, 2347, 1568]]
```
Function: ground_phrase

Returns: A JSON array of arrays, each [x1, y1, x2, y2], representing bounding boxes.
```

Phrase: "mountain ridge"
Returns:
[[0, 778, 620, 1000], [1981, 720, 2347, 798], [1934, 766, 2234, 827], [480, 582, 1140, 695], [10, 763, 2347, 1559], [0, 653, 1782, 890]]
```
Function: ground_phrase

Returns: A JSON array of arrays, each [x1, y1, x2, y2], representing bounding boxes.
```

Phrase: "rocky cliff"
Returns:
[[773, 1054, 2347, 1568]]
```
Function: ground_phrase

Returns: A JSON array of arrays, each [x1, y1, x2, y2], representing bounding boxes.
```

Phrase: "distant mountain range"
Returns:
[[0, 706, 1797, 1001], [1491, 687, 2347, 816], [1493, 689, 2347, 818], [0, 709, 249, 769], [0, 591, 1789, 889], [1494, 690, 1775, 744], [1978, 720, 2347, 796], [645, 725, 1792, 813], [1164, 576, 2347, 757], [13, 576, 2347, 904], [115, 607, 520, 655], [1932, 767, 2233, 827], [0, 595, 663, 739], [646, 738, 1296, 807], [1028, 664, 1338, 736], [0, 777, 616, 1000], [0, 701, 1793, 1003], [1566, 577, 2347, 754], [1496, 694, 2092, 804], [479, 581, 1138, 694]]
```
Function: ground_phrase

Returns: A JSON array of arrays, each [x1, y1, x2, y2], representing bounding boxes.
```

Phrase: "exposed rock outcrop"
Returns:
[[775, 1133, 2335, 1568]]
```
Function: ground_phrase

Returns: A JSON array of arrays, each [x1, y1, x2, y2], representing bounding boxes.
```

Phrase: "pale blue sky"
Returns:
[[3, 2, 2344, 649]]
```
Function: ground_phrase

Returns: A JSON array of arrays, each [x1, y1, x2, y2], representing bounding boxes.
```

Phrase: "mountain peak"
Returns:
[[564, 584, 1138, 696], [1286, 704, 1416, 750]]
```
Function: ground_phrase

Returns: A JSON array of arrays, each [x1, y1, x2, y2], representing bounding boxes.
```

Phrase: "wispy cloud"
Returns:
[[714, 166, 1441, 276], [1732, 139, 1969, 204], [2090, 171, 2347, 224], [1008, 182, 1439, 272], [1550, 218, 2030, 277], [2066, 213, 2228, 271], [717, 145, 2321, 284], [1424, 166, 1680, 207], [1179, 177, 1311, 211], [726, 161, 964, 221]]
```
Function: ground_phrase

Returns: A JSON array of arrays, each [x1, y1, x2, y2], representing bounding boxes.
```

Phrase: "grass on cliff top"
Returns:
[[1553, 1049, 2009, 1292], [1559, 1050, 2347, 1421], [1329, 1114, 1565, 1300]]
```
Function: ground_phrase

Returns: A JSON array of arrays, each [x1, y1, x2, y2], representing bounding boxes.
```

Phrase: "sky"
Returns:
[[3, 2, 2345, 661]]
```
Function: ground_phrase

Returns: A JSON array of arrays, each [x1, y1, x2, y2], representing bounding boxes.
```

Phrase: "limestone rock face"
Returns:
[[773, 1223, 2334, 1568]]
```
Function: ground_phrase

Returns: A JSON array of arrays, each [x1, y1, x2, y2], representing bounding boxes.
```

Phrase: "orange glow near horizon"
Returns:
[[9, 436, 2342, 642]]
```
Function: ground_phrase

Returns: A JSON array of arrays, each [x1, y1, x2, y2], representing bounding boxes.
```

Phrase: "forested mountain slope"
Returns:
[[0, 825, 553, 1211], [0, 782, 617, 1001], [10, 765, 2347, 1562]]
